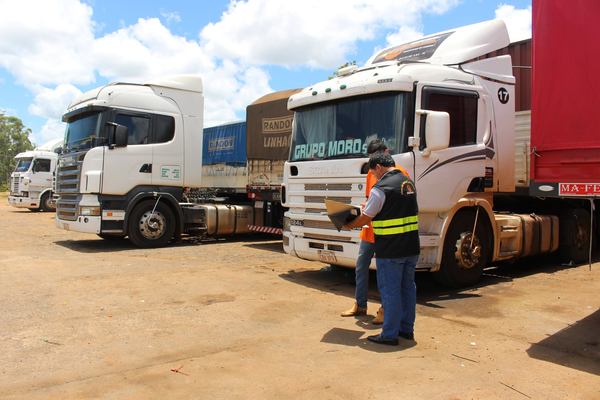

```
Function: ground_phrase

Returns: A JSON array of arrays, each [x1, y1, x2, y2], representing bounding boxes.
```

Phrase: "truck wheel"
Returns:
[[39, 192, 55, 212], [434, 209, 491, 288], [559, 208, 591, 264], [128, 200, 175, 248]]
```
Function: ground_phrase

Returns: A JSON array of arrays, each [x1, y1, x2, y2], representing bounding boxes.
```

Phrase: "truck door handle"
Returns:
[[139, 163, 152, 173]]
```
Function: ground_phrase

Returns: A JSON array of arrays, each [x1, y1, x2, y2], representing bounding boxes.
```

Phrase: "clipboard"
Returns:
[[325, 199, 361, 231]]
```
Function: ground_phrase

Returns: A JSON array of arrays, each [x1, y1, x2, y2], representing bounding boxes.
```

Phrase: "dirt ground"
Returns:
[[0, 194, 599, 400]]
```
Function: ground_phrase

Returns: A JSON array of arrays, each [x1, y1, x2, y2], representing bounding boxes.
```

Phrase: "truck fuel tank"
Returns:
[[183, 204, 254, 236]]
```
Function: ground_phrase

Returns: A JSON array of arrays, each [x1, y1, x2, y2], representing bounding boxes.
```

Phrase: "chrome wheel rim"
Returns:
[[138, 210, 166, 240], [454, 232, 481, 270]]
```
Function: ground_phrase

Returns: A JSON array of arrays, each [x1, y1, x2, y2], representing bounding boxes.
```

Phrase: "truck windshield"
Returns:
[[14, 158, 33, 172], [64, 112, 101, 152], [290, 92, 412, 161]]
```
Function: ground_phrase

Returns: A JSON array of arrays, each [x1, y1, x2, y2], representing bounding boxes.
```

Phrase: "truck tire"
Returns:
[[559, 208, 591, 264], [127, 200, 175, 248], [39, 192, 55, 212], [434, 209, 491, 288]]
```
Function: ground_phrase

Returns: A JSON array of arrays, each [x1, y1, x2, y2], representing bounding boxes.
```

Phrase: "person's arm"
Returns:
[[343, 187, 384, 230], [344, 212, 372, 230]]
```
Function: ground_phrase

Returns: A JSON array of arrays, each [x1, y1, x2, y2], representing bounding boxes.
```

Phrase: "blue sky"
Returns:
[[0, 0, 531, 145]]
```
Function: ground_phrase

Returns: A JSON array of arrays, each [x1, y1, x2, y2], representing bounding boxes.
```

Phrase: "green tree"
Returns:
[[0, 112, 35, 191]]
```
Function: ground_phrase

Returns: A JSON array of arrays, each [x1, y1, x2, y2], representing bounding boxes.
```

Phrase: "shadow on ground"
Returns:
[[243, 241, 284, 254], [54, 233, 279, 254], [279, 254, 594, 306], [527, 308, 600, 376], [320, 327, 417, 353]]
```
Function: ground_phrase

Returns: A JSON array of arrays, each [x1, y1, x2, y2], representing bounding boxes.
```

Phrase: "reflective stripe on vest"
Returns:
[[372, 215, 419, 236]]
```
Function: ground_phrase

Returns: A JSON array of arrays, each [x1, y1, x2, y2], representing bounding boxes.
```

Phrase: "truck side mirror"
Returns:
[[417, 110, 450, 155], [106, 122, 128, 148]]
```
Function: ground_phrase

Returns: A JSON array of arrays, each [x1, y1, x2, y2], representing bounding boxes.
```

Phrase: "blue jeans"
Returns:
[[355, 240, 376, 308], [375, 255, 418, 340]]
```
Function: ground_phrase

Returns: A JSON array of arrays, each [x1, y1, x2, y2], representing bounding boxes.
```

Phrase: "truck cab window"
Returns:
[[33, 159, 51, 172], [14, 158, 33, 172], [422, 87, 478, 147], [115, 114, 150, 145], [153, 114, 175, 143]]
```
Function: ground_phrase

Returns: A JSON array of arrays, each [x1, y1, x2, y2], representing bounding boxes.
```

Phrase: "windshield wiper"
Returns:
[[324, 153, 366, 160], [290, 157, 317, 162], [291, 153, 367, 162], [68, 135, 96, 151]]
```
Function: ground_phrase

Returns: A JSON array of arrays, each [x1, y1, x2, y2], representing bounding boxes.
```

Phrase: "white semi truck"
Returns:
[[8, 140, 61, 212], [54, 77, 300, 247], [281, 19, 595, 287]]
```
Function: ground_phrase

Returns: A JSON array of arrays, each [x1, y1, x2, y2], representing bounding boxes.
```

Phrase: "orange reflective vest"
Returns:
[[360, 165, 410, 243]]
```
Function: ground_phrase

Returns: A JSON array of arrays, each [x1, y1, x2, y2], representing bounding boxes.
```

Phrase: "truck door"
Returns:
[[32, 157, 53, 192], [412, 83, 488, 211], [102, 111, 153, 195], [150, 113, 184, 187]]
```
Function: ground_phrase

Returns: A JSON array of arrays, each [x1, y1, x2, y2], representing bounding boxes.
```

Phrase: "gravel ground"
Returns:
[[1, 194, 599, 399]]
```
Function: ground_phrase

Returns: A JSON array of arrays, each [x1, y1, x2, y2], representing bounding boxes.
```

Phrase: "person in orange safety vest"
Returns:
[[340, 139, 409, 323]]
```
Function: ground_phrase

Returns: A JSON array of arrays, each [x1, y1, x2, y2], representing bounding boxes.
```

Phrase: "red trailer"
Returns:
[[529, 0, 600, 260]]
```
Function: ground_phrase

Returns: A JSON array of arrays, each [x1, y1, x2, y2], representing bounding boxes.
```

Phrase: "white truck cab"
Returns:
[[9, 141, 60, 211], [55, 75, 204, 241], [282, 20, 553, 287]]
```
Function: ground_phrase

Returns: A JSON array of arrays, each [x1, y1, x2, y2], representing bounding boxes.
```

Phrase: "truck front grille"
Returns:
[[304, 196, 352, 204], [56, 152, 86, 221], [304, 233, 353, 242], [56, 152, 85, 194], [56, 194, 80, 221], [304, 183, 352, 191], [303, 220, 337, 230], [12, 177, 19, 194]]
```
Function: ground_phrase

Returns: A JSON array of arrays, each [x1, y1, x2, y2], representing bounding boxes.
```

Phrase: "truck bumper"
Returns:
[[284, 233, 361, 268], [8, 195, 39, 209], [55, 216, 101, 234], [285, 233, 438, 271]]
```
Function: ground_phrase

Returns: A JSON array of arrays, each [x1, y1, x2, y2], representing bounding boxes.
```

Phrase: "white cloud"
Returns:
[[200, 0, 459, 68], [0, 0, 465, 142], [385, 26, 424, 47], [90, 17, 270, 127], [495, 4, 532, 42], [28, 84, 82, 120], [93, 18, 214, 82], [0, 0, 96, 86], [37, 119, 66, 144], [27, 84, 82, 144], [161, 10, 182, 24]]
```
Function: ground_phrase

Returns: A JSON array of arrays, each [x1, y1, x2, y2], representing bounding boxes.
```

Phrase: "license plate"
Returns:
[[63, 223, 70, 231], [318, 250, 337, 264]]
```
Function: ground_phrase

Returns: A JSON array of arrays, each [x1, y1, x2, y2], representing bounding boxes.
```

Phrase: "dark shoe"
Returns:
[[367, 335, 398, 346], [398, 331, 415, 341]]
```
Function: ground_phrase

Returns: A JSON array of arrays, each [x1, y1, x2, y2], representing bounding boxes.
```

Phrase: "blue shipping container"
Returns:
[[202, 121, 247, 166]]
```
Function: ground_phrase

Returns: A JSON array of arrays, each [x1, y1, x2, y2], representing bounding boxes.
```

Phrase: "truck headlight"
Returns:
[[283, 216, 291, 232], [79, 206, 101, 216]]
